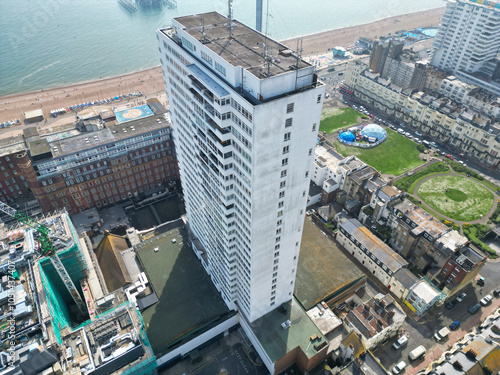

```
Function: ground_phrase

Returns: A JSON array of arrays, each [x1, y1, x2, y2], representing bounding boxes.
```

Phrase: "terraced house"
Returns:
[[344, 60, 500, 167]]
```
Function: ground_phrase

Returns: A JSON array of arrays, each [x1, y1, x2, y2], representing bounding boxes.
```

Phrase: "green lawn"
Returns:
[[333, 130, 424, 176], [418, 175, 494, 222], [320, 107, 362, 134]]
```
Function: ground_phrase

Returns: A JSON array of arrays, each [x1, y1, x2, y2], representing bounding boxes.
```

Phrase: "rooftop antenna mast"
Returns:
[[296, 38, 303, 69], [228, 0, 233, 39], [201, 15, 207, 43]]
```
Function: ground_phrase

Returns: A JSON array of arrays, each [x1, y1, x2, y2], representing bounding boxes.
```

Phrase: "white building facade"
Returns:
[[157, 12, 325, 322], [431, 0, 500, 95]]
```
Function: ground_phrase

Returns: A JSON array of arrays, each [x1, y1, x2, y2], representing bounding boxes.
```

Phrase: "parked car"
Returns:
[[477, 277, 485, 286], [459, 153, 466, 159], [493, 289, 500, 297], [469, 303, 481, 314], [456, 292, 467, 302], [415, 131, 423, 137], [446, 300, 457, 310], [449, 320, 460, 330], [398, 128, 405, 134], [446, 154, 454, 160], [392, 361, 407, 374], [393, 335, 409, 350], [434, 327, 450, 341], [458, 160, 465, 165], [480, 294, 493, 306]]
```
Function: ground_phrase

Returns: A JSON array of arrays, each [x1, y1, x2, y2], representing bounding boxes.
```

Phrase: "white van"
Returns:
[[409, 345, 426, 361]]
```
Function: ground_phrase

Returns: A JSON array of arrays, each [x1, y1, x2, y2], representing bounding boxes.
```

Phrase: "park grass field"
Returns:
[[418, 175, 493, 221], [319, 107, 363, 134], [333, 130, 424, 176]]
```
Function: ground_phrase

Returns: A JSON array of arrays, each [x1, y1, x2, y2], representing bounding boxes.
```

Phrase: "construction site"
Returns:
[[0, 203, 157, 375]]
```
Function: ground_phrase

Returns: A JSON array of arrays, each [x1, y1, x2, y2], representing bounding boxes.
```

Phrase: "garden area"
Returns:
[[417, 175, 494, 222], [394, 162, 449, 193], [463, 223, 497, 259], [333, 130, 424, 176], [319, 107, 363, 134]]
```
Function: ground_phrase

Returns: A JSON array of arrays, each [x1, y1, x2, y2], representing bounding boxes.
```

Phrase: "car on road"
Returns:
[[459, 153, 467, 159], [446, 300, 457, 310], [469, 303, 481, 314], [415, 131, 423, 136], [392, 361, 407, 374], [393, 335, 408, 350], [480, 294, 493, 306], [400, 123, 406, 128], [456, 292, 467, 302], [494, 289, 500, 297], [449, 320, 460, 330]]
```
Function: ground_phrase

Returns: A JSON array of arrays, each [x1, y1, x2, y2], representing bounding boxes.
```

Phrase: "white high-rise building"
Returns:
[[431, 0, 500, 95], [157, 12, 325, 322]]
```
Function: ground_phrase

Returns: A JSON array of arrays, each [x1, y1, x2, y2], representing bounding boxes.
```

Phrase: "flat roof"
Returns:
[[24, 109, 43, 119], [0, 136, 25, 157], [29, 139, 51, 158], [49, 111, 170, 157], [247, 296, 328, 362], [170, 11, 311, 78], [136, 223, 231, 356], [295, 219, 366, 310]]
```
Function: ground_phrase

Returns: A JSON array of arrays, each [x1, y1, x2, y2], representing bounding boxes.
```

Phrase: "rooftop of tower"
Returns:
[[169, 11, 311, 78]]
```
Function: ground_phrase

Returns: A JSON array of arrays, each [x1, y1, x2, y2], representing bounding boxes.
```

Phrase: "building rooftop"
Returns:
[[135, 223, 231, 356], [347, 294, 405, 340], [339, 351, 387, 375], [0, 135, 25, 157], [295, 219, 366, 310], [248, 296, 329, 363], [307, 304, 342, 336], [341, 331, 366, 359], [434, 230, 468, 257], [48, 109, 170, 158], [314, 145, 344, 172], [353, 224, 408, 273], [95, 232, 132, 292], [410, 280, 440, 305], [169, 12, 311, 79], [394, 268, 419, 290], [395, 204, 449, 240]]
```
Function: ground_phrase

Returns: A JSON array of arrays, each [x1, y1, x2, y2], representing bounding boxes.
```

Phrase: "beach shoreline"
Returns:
[[0, 7, 444, 123]]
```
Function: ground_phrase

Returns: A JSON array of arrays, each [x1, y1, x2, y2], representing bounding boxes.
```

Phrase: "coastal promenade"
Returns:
[[0, 7, 444, 123]]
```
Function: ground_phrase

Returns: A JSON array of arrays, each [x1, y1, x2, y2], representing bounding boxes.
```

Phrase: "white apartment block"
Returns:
[[431, 0, 500, 95], [157, 12, 325, 322]]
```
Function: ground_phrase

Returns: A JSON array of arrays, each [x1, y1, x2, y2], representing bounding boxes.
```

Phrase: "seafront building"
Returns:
[[157, 11, 325, 323], [0, 101, 179, 215], [431, 0, 500, 95]]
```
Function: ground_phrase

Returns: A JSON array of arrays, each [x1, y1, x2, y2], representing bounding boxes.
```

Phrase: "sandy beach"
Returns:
[[0, 7, 444, 123]]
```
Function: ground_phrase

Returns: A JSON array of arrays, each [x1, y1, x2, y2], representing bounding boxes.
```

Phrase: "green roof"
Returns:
[[136, 224, 231, 356], [248, 297, 328, 362], [294, 219, 366, 310]]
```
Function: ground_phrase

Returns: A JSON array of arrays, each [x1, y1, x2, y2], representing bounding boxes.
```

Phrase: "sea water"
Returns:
[[0, 0, 444, 96]]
